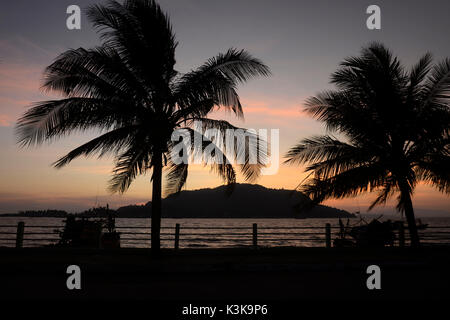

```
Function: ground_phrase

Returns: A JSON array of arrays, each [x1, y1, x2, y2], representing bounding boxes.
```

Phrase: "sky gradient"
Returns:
[[0, 0, 449, 215]]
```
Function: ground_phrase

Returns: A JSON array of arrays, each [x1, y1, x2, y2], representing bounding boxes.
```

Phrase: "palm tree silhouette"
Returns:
[[286, 43, 449, 247], [16, 0, 270, 253]]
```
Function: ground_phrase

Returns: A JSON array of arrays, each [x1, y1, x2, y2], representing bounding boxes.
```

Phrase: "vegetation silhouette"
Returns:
[[286, 43, 450, 247], [0, 184, 352, 218], [16, 0, 270, 253], [118, 183, 354, 218]]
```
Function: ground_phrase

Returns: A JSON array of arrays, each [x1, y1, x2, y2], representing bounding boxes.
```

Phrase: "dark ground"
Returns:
[[0, 247, 449, 316]]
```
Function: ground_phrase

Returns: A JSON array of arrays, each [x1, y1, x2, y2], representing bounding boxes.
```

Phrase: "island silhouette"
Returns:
[[2, 184, 353, 219]]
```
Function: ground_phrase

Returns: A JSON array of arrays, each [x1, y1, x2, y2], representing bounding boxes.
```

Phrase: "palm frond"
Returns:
[[285, 135, 356, 164], [52, 125, 139, 168], [299, 164, 387, 204], [368, 181, 396, 210], [108, 144, 152, 193], [199, 48, 271, 84], [172, 99, 216, 124], [196, 119, 268, 182], [173, 48, 270, 118], [422, 58, 450, 109], [415, 152, 450, 194], [164, 161, 188, 195], [408, 53, 433, 97], [168, 127, 242, 191], [43, 46, 149, 101], [87, 0, 177, 93], [16, 98, 135, 147]]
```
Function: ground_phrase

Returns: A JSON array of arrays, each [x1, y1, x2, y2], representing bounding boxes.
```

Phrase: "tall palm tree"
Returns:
[[16, 0, 270, 253], [285, 43, 449, 247]]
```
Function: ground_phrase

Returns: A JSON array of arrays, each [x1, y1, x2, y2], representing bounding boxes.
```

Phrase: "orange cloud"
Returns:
[[0, 114, 12, 127], [0, 62, 54, 127], [0, 63, 43, 93], [67, 165, 114, 175], [244, 106, 302, 117], [240, 98, 306, 118]]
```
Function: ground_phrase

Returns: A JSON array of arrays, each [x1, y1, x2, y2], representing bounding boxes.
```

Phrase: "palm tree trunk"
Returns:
[[399, 182, 420, 247], [151, 150, 162, 254]]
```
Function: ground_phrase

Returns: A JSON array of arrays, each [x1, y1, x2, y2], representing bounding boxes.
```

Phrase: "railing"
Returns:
[[1, 222, 450, 249]]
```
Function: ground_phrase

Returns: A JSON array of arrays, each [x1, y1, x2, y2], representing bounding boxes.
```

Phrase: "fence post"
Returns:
[[252, 223, 258, 248], [325, 223, 331, 248], [16, 221, 25, 248], [398, 222, 405, 248], [174, 223, 180, 250]]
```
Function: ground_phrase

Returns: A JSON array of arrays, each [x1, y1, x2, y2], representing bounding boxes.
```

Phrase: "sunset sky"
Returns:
[[0, 0, 449, 215]]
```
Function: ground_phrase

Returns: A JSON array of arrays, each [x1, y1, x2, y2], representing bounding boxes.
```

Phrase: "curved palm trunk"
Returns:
[[151, 150, 162, 254], [399, 182, 420, 247]]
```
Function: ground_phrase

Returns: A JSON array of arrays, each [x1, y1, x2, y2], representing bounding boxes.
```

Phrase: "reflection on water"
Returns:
[[1, 217, 450, 248]]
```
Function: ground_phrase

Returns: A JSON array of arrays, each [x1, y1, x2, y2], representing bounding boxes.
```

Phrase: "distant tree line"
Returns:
[[16, 210, 68, 217]]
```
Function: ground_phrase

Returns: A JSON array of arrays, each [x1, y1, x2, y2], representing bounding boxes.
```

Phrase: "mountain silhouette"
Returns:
[[117, 184, 354, 218]]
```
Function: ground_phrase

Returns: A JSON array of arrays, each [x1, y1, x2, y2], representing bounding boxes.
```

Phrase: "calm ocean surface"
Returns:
[[1, 216, 450, 248]]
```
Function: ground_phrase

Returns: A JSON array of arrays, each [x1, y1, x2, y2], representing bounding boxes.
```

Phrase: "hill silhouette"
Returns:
[[1, 184, 354, 218], [117, 184, 354, 218]]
